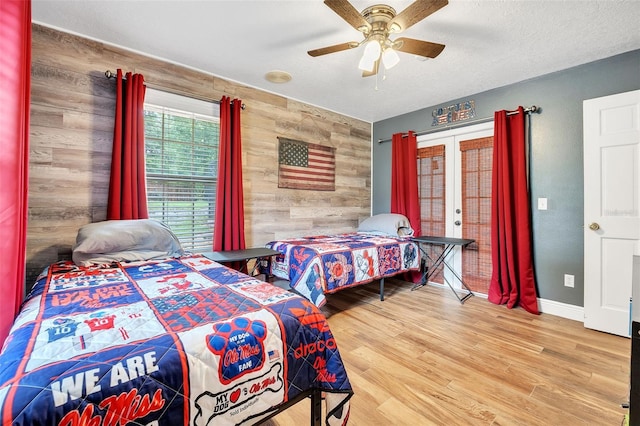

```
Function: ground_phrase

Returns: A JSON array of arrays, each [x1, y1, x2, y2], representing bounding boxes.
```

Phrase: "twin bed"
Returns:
[[0, 220, 352, 425], [265, 214, 421, 307]]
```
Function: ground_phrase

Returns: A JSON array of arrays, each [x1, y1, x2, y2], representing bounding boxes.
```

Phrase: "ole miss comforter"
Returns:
[[266, 233, 420, 307], [0, 254, 352, 425]]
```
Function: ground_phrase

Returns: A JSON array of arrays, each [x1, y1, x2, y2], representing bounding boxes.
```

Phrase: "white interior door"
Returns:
[[417, 122, 493, 289], [584, 89, 640, 337]]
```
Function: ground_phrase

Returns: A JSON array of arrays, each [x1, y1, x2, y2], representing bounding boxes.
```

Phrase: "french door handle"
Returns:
[[454, 220, 461, 226]]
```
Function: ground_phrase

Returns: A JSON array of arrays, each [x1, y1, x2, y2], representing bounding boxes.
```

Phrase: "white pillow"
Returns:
[[357, 213, 415, 237], [72, 219, 184, 266]]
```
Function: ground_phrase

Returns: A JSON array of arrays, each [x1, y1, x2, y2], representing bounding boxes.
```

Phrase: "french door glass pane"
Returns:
[[418, 145, 446, 284], [460, 137, 493, 294]]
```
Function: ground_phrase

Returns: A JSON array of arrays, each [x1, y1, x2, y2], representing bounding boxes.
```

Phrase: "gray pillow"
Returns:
[[357, 213, 415, 237], [72, 219, 184, 266]]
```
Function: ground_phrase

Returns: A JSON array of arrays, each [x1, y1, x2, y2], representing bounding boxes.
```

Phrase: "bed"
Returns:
[[265, 214, 421, 307], [0, 220, 352, 425]]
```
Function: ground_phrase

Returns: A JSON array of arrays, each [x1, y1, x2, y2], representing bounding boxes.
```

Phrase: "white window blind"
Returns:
[[144, 89, 220, 252]]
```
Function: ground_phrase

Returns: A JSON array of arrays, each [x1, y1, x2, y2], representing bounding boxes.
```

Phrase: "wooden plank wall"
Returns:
[[27, 24, 372, 286]]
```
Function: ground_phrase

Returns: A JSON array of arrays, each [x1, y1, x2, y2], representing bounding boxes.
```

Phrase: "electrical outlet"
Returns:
[[564, 274, 575, 288]]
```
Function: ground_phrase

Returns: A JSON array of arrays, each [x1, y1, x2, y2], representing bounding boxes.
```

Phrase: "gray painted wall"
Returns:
[[372, 49, 640, 307]]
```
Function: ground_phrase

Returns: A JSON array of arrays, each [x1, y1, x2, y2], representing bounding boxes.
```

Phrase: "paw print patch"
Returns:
[[206, 317, 267, 384]]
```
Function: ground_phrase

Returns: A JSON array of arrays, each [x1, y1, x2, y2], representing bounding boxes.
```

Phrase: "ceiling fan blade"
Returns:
[[394, 37, 445, 58], [389, 0, 448, 32], [308, 42, 359, 57], [324, 0, 371, 33], [362, 59, 380, 78]]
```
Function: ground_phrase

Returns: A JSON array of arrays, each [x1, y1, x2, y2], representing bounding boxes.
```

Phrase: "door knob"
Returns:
[[454, 220, 461, 226], [589, 222, 600, 231]]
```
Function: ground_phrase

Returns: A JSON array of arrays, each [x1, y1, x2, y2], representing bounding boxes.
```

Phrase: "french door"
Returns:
[[417, 122, 494, 294]]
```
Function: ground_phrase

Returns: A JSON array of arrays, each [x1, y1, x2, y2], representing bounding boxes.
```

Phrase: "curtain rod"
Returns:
[[104, 70, 246, 110], [377, 105, 539, 143]]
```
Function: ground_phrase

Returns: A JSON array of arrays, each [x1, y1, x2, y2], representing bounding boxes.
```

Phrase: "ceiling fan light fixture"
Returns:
[[309, 0, 448, 77], [362, 39, 381, 61], [358, 39, 381, 72], [382, 48, 400, 69], [358, 55, 377, 72]]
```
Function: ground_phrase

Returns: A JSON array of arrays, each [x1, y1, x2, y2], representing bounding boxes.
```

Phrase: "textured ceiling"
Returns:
[[32, 0, 640, 123]]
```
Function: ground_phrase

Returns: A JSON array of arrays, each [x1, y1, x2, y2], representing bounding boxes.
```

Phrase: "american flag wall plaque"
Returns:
[[277, 137, 336, 191]]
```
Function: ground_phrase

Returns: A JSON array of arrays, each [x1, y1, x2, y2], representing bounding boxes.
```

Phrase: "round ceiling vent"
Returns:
[[265, 70, 292, 83]]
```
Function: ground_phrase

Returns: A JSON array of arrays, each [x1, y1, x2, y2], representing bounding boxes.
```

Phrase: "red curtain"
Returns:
[[391, 131, 421, 283], [0, 0, 31, 342], [488, 107, 539, 314], [107, 69, 148, 220], [213, 97, 245, 260], [390, 131, 421, 235]]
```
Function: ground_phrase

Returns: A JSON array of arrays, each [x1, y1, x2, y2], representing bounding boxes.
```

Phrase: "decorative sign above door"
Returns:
[[431, 100, 476, 126]]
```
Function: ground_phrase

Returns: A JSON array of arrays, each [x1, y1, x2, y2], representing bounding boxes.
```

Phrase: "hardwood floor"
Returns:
[[265, 279, 630, 425]]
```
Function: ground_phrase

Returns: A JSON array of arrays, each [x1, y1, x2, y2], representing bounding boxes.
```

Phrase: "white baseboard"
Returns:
[[465, 293, 585, 323], [473, 293, 584, 322], [538, 298, 584, 322], [399, 281, 586, 322]]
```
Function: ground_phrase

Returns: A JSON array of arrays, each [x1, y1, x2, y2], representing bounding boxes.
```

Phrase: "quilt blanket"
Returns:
[[0, 255, 352, 425], [266, 233, 420, 306]]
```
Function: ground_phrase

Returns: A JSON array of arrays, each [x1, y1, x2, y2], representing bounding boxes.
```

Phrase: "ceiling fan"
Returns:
[[308, 0, 448, 76]]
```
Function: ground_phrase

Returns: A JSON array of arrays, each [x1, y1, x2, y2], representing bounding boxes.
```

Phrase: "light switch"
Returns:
[[538, 198, 548, 210]]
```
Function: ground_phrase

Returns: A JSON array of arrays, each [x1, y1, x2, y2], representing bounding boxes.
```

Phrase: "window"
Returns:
[[144, 89, 220, 252]]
